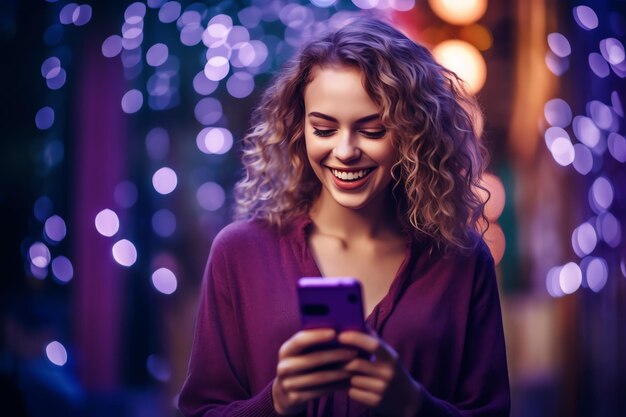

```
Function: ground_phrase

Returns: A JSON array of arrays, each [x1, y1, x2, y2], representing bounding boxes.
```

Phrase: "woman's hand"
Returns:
[[338, 331, 423, 417], [272, 329, 358, 416]]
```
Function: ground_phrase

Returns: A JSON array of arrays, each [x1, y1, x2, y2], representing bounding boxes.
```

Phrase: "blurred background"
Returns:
[[1, 0, 624, 416]]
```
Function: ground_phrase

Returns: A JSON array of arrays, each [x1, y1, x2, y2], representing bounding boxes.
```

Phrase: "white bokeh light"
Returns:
[[46, 341, 68, 366], [112, 239, 138, 267], [151, 267, 178, 294], [95, 209, 120, 237], [152, 167, 178, 195]]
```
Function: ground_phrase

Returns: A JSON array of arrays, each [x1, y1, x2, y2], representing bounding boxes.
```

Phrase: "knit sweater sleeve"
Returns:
[[178, 224, 282, 417]]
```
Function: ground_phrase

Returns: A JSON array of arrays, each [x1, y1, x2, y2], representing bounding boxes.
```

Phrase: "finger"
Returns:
[[279, 329, 336, 358], [283, 368, 351, 391], [338, 331, 396, 362], [277, 349, 357, 377], [344, 358, 393, 381], [286, 384, 349, 406], [348, 387, 381, 408], [349, 375, 387, 394]]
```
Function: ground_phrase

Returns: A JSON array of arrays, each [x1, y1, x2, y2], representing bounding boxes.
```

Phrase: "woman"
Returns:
[[179, 17, 510, 417]]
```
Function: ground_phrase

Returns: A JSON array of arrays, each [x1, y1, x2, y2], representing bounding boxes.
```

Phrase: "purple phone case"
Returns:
[[297, 277, 366, 332]]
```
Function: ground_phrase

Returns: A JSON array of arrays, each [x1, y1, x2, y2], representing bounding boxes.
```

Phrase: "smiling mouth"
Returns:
[[330, 168, 374, 181]]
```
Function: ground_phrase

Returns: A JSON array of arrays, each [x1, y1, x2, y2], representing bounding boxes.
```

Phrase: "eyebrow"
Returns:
[[307, 112, 381, 124]]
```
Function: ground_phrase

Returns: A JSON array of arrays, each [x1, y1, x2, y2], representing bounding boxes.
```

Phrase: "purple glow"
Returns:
[[607, 133, 626, 162], [572, 116, 601, 147], [238, 6, 262, 28], [311, 0, 338, 7], [203, 15, 233, 47], [146, 127, 170, 160], [180, 23, 204, 46], [389, 0, 415, 11], [125, 2, 147, 23], [227, 72, 255, 98], [51, 256, 74, 283], [237, 40, 268, 68], [226, 26, 250, 46], [112, 239, 138, 267], [30, 264, 48, 280], [546, 266, 565, 297], [353, 0, 379, 10], [591, 176, 614, 211], [29, 242, 51, 268], [206, 44, 232, 61], [545, 52, 569, 76], [178, 10, 202, 26], [122, 32, 143, 50], [46, 68, 66, 90], [95, 209, 120, 237], [587, 100, 614, 130], [559, 262, 582, 295], [72, 4, 92, 26], [572, 144, 593, 175], [572, 222, 597, 257], [35, 107, 55, 130], [585, 257, 608, 292], [122, 21, 144, 40], [549, 137, 574, 166], [46, 341, 68, 366], [159, 1, 182, 24], [59, 3, 78, 25], [44, 215, 67, 242], [192, 71, 219, 95], [599, 38, 625, 65], [548, 33, 571, 57], [598, 212, 621, 248], [573, 5, 599, 30], [102, 35, 123, 58], [611, 91, 623, 116], [196, 182, 226, 211], [148, 0, 166, 8], [121, 89, 144, 114], [34, 196, 53, 221], [152, 209, 176, 237], [147, 354, 172, 382], [114, 181, 138, 208], [121, 48, 142, 68], [194, 98, 223, 125], [544, 126, 569, 148], [146, 43, 169, 67], [544, 98, 572, 127], [204, 56, 230, 81], [151, 267, 178, 294], [147, 72, 171, 97], [41, 56, 61, 79], [152, 167, 178, 195]]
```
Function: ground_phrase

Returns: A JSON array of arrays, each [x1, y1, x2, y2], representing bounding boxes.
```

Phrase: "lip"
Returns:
[[327, 167, 375, 191]]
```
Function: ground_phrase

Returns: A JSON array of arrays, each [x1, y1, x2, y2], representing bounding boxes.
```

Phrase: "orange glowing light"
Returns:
[[428, 0, 488, 26], [432, 39, 487, 94]]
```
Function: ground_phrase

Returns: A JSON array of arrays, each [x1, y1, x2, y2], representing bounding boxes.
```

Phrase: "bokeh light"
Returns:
[[549, 136, 575, 166], [29, 241, 51, 268], [147, 354, 171, 382], [571, 221, 597, 257], [196, 127, 233, 155], [44, 215, 67, 242], [226, 72, 255, 98], [121, 89, 144, 113], [194, 98, 223, 125], [102, 34, 123, 57], [34, 196, 53, 222], [597, 212, 621, 248], [192, 71, 219, 95], [572, 143, 593, 175], [432, 39, 486, 94], [584, 257, 608, 292], [45, 341, 68, 366], [151, 267, 178, 294], [559, 262, 582, 295], [428, 0, 487, 25], [544, 98, 572, 127], [146, 43, 169, 66], [145, 127, 170, 160], [546, 266, 565, 298], [35, 106, 55, 130], [547, 33, 571, 57], [572, 115, 601, 148], [95, 209, 120, 237], [607, 132, 626, 162], [573, 5, 599, 30], [588, 52, 610, 78], [51, 256, 74, 283], [599, 38, 625, 66], [152, 209, 176, 237], [114, 181, 139, 208], [112, 239, 138, 267], [152, 167, 178, 195], [590, 176, 614, 211], [196, 182, 226, 211]]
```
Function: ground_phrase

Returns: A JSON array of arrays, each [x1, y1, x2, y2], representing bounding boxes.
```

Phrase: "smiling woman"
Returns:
[[179, 17, 510, 417]]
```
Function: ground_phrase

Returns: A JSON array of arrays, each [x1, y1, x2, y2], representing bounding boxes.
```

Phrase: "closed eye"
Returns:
[[360, 130, 387, 139], [313, 128, 336, 137]]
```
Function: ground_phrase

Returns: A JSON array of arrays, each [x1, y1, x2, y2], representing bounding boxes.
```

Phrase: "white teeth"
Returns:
[[331, 169, 371, 181]]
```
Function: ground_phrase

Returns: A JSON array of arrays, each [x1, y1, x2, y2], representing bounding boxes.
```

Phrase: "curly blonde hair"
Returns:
[[234, 17, 488, 252]]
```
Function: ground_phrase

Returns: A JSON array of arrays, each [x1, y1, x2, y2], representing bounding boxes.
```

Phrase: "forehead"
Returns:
[[303, 65, 379, 116]]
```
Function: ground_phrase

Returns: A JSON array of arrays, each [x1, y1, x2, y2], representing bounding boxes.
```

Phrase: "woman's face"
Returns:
[[303, 65, 396, 211]]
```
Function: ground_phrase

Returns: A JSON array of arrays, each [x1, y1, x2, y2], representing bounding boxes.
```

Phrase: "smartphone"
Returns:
[[297, 277, 366, 333]]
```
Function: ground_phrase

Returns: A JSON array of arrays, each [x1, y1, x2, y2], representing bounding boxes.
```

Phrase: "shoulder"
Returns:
[[212, 218, 281, 252]]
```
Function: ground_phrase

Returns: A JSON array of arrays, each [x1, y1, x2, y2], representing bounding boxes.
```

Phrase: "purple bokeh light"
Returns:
[[192, 71, 219, 95], [547, 32, 571, 57], [59, 3, 78, 25], [46, 68, 67, 90], [41, 56, 61, 79], [196, 182, 226, 211], [34, 196, 53, 222], [121, 89, 144, 114], [545, 52, 569, 76], [72, 4, 92, 26], [587, 100, 614, 130], [44, 215, 67, 242], [152, 209, 176, 237], [590, 176, 614, 211], [599, 38, 625, 66], [226, 72, 255, 98], [51, 256, 74, 283], [546, 266, 565, 298], [151, 267, 178, 294], [102, 35, 123, 58], [112, 239, 138, 267], [35, 106, 55, 130], [159, 1, 182, 24], [559, 262, 582, 295], [44, 139, 64, 167], [114, 181, 138, 208], [573, 5, 599, 30], [607, 132, 626, 162], [549, 137, 574, 166], [204, 56, 230, 81], [585, 257, 608, 292], [598, 212, 621, 248], [95, 209, 120, 237], [146, 127, 170, 160], [238, 6, 262, 28], [194, 98, 223, 125], [152, 167, 178, 195], [572, 222, 597, 257], [196, 127, 233, 155], [147, 354, 172, 382], [46, 341, 68, 366], [572, 115, 601, 148], [180, 23, 204, 46], [544, 98, 572, 127], [29, 241, 51, 268], [572, 144, 593, 175], [146, 43, 169, 66], [125, 2, 147, 23]]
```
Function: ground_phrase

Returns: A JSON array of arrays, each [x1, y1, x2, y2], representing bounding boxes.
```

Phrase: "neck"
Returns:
[[308, 188, 402, 241]]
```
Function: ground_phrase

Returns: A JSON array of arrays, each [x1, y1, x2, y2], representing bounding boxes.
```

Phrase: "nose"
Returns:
[[333, 131, 361, 162]]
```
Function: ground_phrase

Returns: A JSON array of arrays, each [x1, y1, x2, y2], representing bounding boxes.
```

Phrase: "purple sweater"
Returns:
[[178, 217, 510, 417]]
